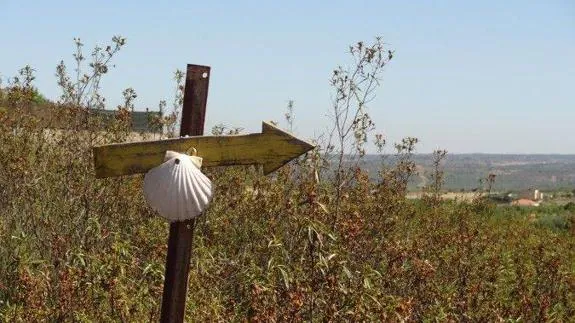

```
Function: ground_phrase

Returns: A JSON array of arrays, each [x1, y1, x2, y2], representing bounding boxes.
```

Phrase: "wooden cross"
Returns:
[[92, 64, 314, 322]]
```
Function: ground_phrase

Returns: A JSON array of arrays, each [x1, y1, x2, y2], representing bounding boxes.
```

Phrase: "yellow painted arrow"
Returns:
[[93, 121, 315, 178]]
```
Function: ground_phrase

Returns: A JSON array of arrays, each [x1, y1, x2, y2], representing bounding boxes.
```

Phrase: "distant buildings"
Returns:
[[511, 199, 540, 207], [90, 108, 162, 133], [519, 188, 543, 201], [511, 188, 543, 207]]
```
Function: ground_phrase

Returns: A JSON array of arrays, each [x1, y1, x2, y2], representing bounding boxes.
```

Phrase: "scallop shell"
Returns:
[[143, 150, 213, 222]]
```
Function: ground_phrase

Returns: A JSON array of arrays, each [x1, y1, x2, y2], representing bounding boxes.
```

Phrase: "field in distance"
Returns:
[[361, 153, 575, 192]]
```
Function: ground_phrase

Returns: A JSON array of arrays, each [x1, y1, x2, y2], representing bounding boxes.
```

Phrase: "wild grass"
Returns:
[[1, 37, 575, 321]]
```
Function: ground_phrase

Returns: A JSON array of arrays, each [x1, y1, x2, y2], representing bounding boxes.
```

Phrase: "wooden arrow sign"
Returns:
[[93, 121, 315, 178]]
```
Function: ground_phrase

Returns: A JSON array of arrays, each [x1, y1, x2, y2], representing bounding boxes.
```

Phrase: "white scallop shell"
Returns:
[[143, 150, 213, 222]]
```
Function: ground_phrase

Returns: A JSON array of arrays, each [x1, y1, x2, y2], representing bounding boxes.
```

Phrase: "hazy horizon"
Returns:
[[1, 1, 573, 154], [371, 153, 575, 156]]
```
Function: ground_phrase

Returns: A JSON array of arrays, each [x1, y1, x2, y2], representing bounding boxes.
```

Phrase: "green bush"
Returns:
[[564, 202, 575, 212], [536, 213, 573, 231]]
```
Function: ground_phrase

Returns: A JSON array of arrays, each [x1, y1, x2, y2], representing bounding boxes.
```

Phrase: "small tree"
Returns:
[[326, 37, 394, 224], [55, 36, 126, 109]]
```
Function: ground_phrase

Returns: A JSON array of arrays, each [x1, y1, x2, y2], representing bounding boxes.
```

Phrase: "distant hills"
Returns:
[[359, 154, 575, 192]]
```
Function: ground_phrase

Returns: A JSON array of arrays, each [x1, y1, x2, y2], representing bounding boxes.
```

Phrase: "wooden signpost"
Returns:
[[93, 121, 315, 178], [92, 64, 314, 322]]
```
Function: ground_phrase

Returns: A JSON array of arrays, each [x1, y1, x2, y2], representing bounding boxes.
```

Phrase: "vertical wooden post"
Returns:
[[160, 64, 211, 323]]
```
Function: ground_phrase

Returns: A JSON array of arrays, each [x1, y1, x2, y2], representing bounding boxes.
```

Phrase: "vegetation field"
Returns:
[[1, 37, 575, 321], [359, 154, 575, 192]]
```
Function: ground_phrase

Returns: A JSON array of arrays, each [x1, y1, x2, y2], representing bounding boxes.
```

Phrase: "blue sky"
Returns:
[[1, 0, 573, 153]]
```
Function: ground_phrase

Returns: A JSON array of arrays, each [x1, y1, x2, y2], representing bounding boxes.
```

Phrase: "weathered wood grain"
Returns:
[[93, 121, 314, 178]]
